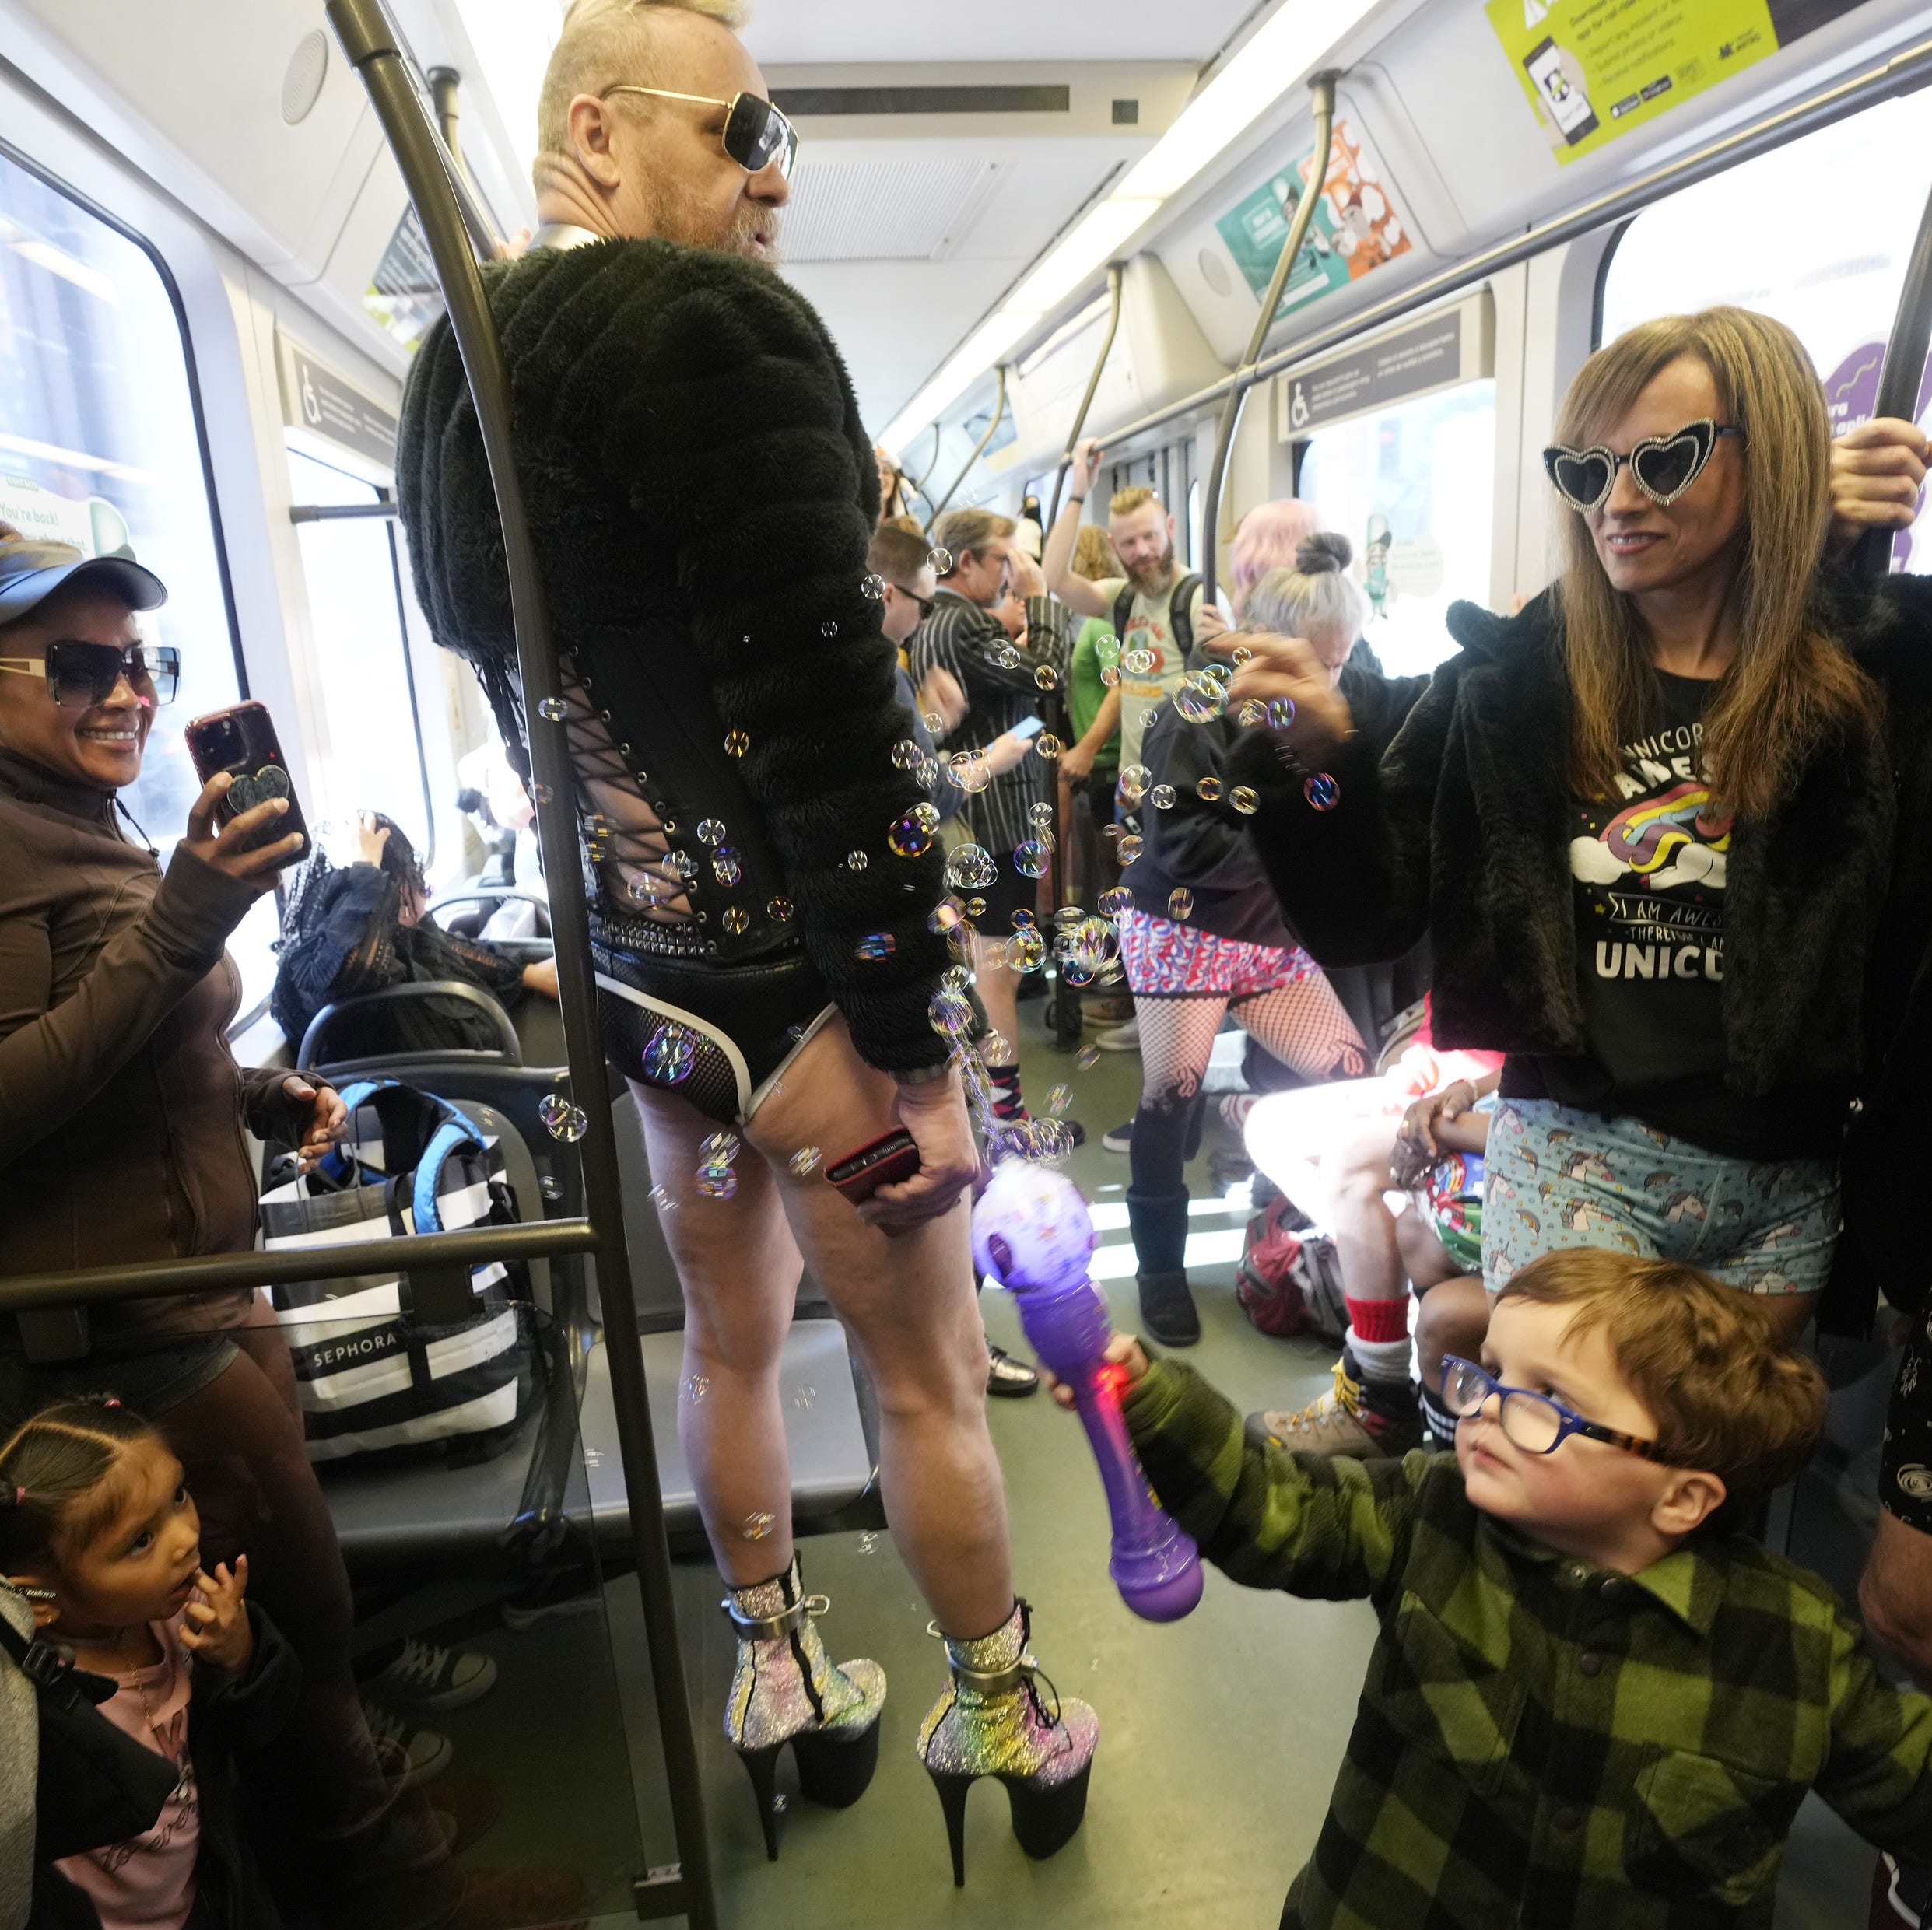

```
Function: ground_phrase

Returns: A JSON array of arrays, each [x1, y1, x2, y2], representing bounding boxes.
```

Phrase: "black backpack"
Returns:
[[1111, 573, 1202, 664]]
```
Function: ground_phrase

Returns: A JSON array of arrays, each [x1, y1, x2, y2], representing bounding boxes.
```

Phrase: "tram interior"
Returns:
[[4, 0, 1931, 1925]]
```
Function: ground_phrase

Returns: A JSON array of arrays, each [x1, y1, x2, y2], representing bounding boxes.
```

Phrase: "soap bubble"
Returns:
[[1078, 1044, 1101, 1070], [1034, 664, 1059, 692], [649, 1183, 676, 1213], [697, 1165, 738, 1200], [1066, 916, 1118, 975], [1237, 699, 1268, 728], [1034, 734, 1062, 760], [910, 800, 940, 831], [531, 783, 554, 804], [846, 849, 869, 871], [1029, 800, 1054, 828], [789, 1146, 822, 1177], [892, 738, 921, 769], [1304, 772, 1341, 811], [929, 987, 975, 1038], [1196, 776, 1224, 803], [928, 546, 954, 573], [684, 1373, 710, 1402], [1013, 840, 1050, 878], [643, 1022, 697, 1084], [1231, 644, 1254, 667], [1174, 672, 1228, 723], [1167, 888, 1194, 919], [1100, 665, 1120, 686], [928, 895, 966, 934], [665, 850, 698, 880], [966, 897, 987, 919], [1232, 786, 1259, 815], [1117, 762, 1151, 802], [977, 1030, 1013, 1067], [945, 843, 998, 891], [696, 818, 727, 846], [537, 696, 566, 722], [1097, 885, 1134, 916], [1007, 926, 1046, 972], [702, 1131, 741, 1165], [1117, 833, 1143, 865], [712, 849, 742, 886], [538, 1093, 587, 1142], [992, 643, 1021, 670], [820, 619, 839, 638], [861, 573, 887, 601], [856, 932, 896, 960], [924, 710, 945, 734], [1045, 1084, 1073, 1116], [1012, 906, 1036, 927], [767, 897, 794, 923], [942, 962, 973, 991], [1123, 646, 1155, 676], [888, 814, 934, 858], [722, 908, 749, 935], [724, 730, 749, 757], [948, 751, 992, 794], [1268, 696, 1296, 730], [1054, 905, 1085, 930]]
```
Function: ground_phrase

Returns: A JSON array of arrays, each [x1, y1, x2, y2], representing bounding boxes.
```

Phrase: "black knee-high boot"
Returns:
[[1126, 1189, 1197, 1346]]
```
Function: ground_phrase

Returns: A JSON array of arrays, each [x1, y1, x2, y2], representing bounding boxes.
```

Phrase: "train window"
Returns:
[[1296, 380, 1496, 678], [1601, 90, 1932, 576], [286, 447, 437, 859], [0, 144, 280, 1001]]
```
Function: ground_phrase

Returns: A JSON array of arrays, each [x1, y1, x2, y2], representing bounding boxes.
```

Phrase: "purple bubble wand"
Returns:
[[972, 1161, 1203, 1622]]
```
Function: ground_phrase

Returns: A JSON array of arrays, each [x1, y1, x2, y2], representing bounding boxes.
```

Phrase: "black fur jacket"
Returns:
[[396, 237, 952, 1074], [1228, 576, 1932, 1322]]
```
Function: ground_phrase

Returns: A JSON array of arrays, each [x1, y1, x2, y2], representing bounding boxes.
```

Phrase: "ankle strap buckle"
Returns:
[[722, 1591, 830, 1641], [925, 1620, 1038, 1694]]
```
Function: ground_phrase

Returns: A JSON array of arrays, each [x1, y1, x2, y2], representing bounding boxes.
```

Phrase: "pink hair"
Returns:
[[1229, 500, 1323, 619]]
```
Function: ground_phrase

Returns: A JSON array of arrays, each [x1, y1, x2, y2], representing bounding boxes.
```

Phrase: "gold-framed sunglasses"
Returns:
[[598, 85, 798, 180]]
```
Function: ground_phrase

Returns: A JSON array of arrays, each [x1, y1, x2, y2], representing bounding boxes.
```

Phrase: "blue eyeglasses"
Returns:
[[1439, 1356, 1672, 1462]]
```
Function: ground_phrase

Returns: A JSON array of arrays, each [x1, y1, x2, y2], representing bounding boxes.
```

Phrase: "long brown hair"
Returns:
[[1554, 307, 1881, 819]]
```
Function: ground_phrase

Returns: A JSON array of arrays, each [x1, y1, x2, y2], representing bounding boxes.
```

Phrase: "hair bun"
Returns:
[[1296, 531, 1352, 576]]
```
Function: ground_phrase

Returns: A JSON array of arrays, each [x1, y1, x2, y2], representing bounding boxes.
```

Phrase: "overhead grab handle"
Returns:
[[925, 364, 1011, 531], [1198, 70, 1340, 609], [1047, 261, 1127, 527], [1857, 175, 1932, 579]]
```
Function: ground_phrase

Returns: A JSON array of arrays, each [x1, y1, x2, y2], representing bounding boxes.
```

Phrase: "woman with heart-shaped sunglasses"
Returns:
[[1222, 305, 1932, 1466]]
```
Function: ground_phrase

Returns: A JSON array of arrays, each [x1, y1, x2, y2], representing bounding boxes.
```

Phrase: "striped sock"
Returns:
[[1345, 1295, 1411, 1387], [1418, 1380, 1460, 1451], [986, 1063, 1029, 1123]]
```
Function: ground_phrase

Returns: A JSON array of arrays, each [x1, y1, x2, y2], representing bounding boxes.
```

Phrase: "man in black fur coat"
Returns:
[[396, 0, 1099, 1869]]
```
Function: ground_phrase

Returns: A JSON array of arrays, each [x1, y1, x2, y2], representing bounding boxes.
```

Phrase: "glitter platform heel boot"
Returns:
[[723, 1557, 885, 1860], [916, 1599, 1099, 1886]]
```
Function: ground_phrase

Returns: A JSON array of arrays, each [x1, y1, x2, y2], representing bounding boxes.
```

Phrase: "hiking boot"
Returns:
[[1250, 1360, 1422, 1459]]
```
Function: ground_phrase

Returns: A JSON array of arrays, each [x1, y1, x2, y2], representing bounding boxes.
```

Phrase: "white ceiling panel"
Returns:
[[743, 0, 1264, 66], [783, 158, 1000, 263]]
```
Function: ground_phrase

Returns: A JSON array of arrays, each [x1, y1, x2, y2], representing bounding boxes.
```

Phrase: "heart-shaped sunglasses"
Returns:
[[1542, 418, 1745, 513]]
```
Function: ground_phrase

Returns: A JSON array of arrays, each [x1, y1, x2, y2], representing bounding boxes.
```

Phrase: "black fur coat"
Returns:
[[396, 238, 951, 1074], [1228, 576, 1932, 1322]]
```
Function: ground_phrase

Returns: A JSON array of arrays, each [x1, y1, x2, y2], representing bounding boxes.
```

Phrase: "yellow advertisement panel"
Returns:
[[1486, 0, 1779, 163]]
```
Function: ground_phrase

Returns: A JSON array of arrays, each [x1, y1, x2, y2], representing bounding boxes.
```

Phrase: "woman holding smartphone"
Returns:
[[0, 526, 467, 1919]]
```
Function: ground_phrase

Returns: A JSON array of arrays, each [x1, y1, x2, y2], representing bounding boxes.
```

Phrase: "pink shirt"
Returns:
[[54, 1616, 200, 1930]]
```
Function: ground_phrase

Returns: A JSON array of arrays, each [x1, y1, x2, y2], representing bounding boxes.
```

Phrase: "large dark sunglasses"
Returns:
[[599, 84, 799, 179], [1542, 419, 1746, 513], [1439, 1356, 1673, 1462], [0, 639, 180, 708]]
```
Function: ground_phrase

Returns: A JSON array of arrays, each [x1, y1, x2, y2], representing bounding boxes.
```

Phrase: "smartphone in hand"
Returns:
[[826, 1129, 921, 1203], [184, 701, 310, 863]]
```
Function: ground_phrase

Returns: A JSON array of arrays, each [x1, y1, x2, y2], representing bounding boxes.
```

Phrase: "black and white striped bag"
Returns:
[[260, 1080, 535, 1463]]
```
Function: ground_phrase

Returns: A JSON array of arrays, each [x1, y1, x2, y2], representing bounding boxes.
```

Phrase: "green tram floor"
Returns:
[[429, 1017, 1873, 1928]]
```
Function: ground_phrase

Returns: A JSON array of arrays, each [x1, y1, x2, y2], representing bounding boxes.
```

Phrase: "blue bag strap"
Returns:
[[311, 1078, 397, 1186], [410, 1103, 492, 1236]]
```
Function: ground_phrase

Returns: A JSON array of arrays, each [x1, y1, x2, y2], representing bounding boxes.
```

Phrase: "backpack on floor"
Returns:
[[1235, 1193, 1348, 1345], [259, 1079, 537, 1464]]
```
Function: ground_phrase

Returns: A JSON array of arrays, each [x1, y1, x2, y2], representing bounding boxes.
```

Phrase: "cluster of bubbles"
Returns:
[[1173, 664, 1231, 724], [948, 751, 992, 795], [538, 1091, 588, 1143], [945, 843, 998, 892], [1096, 884, 1134, 917], [697, 1130, 739, 1200]]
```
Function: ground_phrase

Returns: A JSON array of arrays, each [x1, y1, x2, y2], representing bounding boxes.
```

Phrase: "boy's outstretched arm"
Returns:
[[1117, 1350, 1420, 1602], [1817, 1607, 1932, 1851]]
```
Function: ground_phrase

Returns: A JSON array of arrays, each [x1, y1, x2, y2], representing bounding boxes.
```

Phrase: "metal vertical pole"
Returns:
[[324, 5, 717, 1924], [1198, 72, 1338, 608], [1857, 177, 1932, 580]]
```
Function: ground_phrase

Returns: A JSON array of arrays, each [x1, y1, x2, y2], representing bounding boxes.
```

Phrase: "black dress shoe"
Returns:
[[987, 1344, 1040, 1397], [1136, 1271, 1200, 1347]]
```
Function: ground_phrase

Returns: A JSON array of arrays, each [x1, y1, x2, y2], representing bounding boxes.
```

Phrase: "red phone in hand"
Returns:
[[826, 1129, 920, 1203]]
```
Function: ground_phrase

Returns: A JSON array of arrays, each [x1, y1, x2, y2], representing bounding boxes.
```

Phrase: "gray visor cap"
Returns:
[[0, 539, 168, 625]]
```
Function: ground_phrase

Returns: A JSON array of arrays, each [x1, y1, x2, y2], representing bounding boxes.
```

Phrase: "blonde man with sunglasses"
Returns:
[[398, 0, 1098, 1879]]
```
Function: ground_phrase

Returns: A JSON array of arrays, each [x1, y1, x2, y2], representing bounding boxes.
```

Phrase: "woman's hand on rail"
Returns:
[[282, 1076, 349, 1173], [1827, 418, 1929, 555], [181, 773, 305, 890], [1226, 634, 1355, 754], [861, 1070, 978, 1234]]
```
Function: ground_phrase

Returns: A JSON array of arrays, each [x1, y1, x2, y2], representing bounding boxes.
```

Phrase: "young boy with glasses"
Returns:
[[1064, 1249, 1932, 1927]]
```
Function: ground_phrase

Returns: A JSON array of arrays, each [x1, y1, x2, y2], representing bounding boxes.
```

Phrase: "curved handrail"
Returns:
[[903, 421, 945, 518], [299, 979, 523, 1068], [1199, 72, 1338, 608], [1859, 177, 1932, 579], [925, 365, 1010, 531], [1046, 261, 1127, 527]]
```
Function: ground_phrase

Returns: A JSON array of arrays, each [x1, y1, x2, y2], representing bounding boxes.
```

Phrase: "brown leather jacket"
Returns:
[[0, 750, 309, 1337]]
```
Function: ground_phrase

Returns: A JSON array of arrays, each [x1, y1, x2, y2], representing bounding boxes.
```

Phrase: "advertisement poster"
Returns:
[[363, 205, 444, 356], [1215, 120, 1412, 315], [1487, 0, 1868, 165]]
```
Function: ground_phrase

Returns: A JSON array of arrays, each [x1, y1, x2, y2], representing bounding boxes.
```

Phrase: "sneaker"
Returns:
[[501, 1570, 602, 1631], [1102, 1119, 1134, 1154], [368, 1637, 499, 1713], [1249, 1360, 1422, 1459], [1096, 1016, 1140, 1052], [1082, 991, 1133, 1024], [987, 1344, 1040, 1398], [1876, 1851, 1931, 1928], [366, 1701, 454, 1788]]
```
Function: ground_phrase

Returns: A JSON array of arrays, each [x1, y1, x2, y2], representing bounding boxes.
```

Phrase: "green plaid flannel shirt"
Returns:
[[1123, 1358, 1932, 1929]]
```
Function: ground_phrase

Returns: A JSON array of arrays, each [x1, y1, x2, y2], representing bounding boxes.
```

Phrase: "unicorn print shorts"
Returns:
[[1480, 1099, 1841, 1298]]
